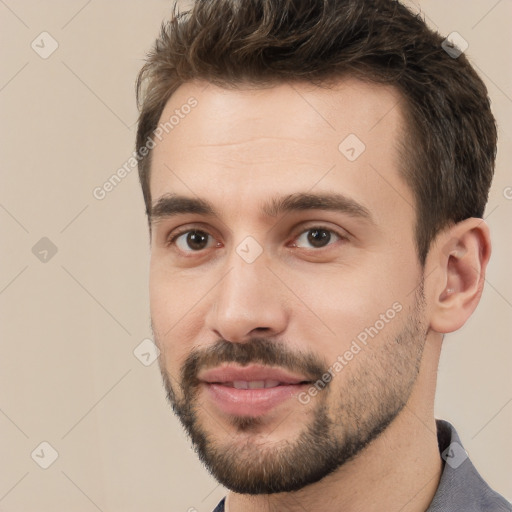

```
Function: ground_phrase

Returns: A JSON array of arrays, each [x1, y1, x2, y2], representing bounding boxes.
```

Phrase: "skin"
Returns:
[[148, 78, 491, 512]]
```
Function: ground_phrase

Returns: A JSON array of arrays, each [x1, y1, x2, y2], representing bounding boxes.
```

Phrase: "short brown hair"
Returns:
[[136, 0, 497, 264]]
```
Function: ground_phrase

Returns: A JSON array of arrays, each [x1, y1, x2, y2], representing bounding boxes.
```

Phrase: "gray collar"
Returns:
[[426, 419, 510, 511]]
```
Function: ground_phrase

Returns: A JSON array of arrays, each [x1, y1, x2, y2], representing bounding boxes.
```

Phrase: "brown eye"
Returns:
[[294, 227, 341, 249], [174, 230, 213, 251], [308, 229, 331, 247]]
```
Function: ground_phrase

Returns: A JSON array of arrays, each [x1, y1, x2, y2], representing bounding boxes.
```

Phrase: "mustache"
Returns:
[[181, 337, 327, 390]]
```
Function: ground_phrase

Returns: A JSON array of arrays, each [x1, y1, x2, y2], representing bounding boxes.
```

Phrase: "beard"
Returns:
[[155, 285, 427, 495]]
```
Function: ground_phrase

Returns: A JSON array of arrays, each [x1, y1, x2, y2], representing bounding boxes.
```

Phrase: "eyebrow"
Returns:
[[150, 192, 373, 224]]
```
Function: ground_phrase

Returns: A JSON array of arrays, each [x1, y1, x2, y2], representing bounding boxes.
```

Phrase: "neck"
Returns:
[[226, 337, 443, 512]]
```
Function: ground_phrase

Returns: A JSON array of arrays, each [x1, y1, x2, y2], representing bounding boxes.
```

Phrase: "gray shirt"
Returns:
[[212, 419, 511, 511]]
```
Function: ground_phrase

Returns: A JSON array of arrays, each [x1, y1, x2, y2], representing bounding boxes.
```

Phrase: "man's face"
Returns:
[[149, 79, 428, 493]]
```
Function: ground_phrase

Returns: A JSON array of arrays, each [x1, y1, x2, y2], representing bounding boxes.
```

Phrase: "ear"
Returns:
[[427, 219, 491, 334]]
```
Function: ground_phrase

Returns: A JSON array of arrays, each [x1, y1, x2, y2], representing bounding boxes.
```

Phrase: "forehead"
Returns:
[[149, 78, 413, 227]]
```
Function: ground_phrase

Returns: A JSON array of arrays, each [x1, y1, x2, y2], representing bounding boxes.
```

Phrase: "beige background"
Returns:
[[1, 1, 511, 510]]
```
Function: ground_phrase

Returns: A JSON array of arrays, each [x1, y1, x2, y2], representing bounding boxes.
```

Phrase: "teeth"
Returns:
[[248, 381, 265, 389], [231, 380, 282, 389]]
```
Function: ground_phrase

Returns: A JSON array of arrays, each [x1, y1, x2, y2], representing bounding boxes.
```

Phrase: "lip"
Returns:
[[199, 364, 313, 417], [199, 363, 310, 385]]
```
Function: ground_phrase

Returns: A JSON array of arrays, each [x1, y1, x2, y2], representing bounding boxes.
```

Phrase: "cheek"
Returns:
[[149, 258, 198, 327], [149, 265, 172, 335], [287, 255, 414, 359], [149, 263, 210, 375]]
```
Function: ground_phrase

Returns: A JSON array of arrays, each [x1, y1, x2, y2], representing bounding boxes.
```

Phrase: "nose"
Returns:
[[204, 253, 289, 343]]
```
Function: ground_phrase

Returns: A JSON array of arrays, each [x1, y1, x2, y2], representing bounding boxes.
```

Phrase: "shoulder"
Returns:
[[211, 497, 226, 512], [427, 420, 511, 512]]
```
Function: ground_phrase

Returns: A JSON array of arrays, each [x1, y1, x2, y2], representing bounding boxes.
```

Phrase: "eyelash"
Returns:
[[166, 225, 348, 253]]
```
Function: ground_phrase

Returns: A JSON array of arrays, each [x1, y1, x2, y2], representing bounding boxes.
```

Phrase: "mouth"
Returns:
[[219, 380, 294, 389], [198, 364, 314, 418]]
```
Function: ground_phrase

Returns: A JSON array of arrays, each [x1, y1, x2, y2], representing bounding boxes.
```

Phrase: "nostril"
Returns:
[[251, 327, 272, 334]]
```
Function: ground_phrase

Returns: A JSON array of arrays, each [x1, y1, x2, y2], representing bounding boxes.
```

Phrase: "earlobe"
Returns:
[[429, 219, 491, 334]]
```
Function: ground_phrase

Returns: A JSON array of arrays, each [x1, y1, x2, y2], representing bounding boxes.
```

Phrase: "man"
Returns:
[[135, 0, 511, 510]]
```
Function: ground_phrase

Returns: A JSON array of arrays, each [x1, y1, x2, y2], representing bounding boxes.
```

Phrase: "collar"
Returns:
[[426, 419, 510, 511]]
